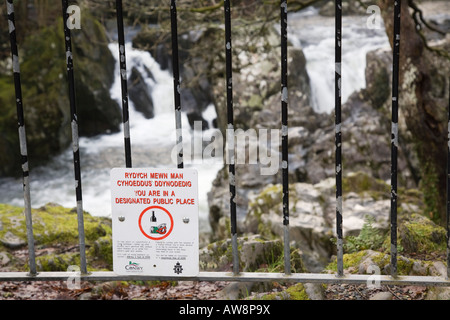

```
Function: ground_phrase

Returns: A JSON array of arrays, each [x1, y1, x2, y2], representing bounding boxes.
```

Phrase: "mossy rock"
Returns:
[[0, 203, 113, 271], [36, 252, 81, 272], [324, 249, 443, 277], [199, 235, 307, 273], [0, 11, 121, 176], [342, 171, 390, 199], [253, 283, 310, 300], [398, 213, 447, 255]]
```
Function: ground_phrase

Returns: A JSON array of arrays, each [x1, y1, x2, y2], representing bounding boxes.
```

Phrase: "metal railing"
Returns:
[[1, 0, 450, 287]]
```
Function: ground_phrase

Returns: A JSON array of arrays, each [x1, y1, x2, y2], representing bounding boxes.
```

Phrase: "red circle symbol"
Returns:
[[138, 206, 174, 240]]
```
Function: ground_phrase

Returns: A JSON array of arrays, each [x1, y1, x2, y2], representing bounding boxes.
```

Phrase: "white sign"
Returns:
[[110, 168, 199, 276]]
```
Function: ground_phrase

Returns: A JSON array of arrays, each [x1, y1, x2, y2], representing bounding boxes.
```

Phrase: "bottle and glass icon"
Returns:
[[150, 211, 167, 235]]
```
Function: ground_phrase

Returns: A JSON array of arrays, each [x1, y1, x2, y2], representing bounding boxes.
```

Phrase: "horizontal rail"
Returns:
[[1, 271, 450, 287]]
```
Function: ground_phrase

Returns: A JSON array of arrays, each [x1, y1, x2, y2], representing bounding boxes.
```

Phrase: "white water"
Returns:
[[288, 7, 390, 113], [0, 9, 391, 233]]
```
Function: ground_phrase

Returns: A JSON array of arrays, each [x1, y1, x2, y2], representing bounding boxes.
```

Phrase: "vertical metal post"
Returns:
[[170, 0, 184, 169], [116, 0, 132, 168], [280, 0, 290, 275], [61, 0, 87, 275], [6, 0, 37, 276], [335, 0, 344, 277], [224, 0, 239, 275], [390, 0, 401, 278], [447, 82, 450, 280]]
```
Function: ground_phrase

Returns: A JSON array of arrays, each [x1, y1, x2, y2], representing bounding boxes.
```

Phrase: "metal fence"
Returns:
[[1, 0, 450, 287]]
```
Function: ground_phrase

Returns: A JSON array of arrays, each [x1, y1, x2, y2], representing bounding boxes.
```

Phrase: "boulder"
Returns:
[[0, 203, 112, 272], [132, 26, 214, 128], [0, 9, 121, 176], [128, 66, 154, 119], [199, 234, 306, 273]]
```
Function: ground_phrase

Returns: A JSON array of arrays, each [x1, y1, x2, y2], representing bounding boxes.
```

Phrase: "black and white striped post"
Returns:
[[115, 0, 132, 168], [390, 0, 401, 278], [6, 0, 37, 276], [446, 83, 450, 280], [61, 0, 87, 275], [335, 0, 344, 277], [280, 0, 290, 275], [224, 0, 239, 275], [170, 0, 184, 169]]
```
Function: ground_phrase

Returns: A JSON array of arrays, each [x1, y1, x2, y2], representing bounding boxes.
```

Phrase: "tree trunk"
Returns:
[[378, 0, 450, 225]]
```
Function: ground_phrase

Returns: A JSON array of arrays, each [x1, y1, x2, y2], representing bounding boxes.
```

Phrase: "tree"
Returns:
[[378, 0, 450, 225]]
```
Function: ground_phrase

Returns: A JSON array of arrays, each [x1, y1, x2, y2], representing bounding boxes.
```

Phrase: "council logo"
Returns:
[[125, 261, 143, 272]]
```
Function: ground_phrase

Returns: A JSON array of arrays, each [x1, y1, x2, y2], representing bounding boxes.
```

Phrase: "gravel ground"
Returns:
[[0, 278, 432, 300]]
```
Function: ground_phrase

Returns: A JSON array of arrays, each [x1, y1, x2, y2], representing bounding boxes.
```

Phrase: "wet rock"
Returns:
[[128, 67, 154, 119]]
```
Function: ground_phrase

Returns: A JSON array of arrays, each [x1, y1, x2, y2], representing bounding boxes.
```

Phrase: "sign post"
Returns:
[[110, 168, 199, 276]]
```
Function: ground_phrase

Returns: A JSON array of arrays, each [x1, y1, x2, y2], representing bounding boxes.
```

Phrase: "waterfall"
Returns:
[[288, 7, 390, 113]]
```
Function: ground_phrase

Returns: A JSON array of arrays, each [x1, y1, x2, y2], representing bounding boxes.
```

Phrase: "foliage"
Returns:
[[420, 161, 440, 223], [342, 215, 386, 254]]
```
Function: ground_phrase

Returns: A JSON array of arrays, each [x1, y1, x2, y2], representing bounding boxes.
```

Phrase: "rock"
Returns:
[[207, 63, 416, 244], [304, 283, 326, 300], [247, 282, 324, 300], [0, 251, 11, 266], [363, 48, 392, 113], [0, 231, 26, 249], [199, 235, 290, 272], [70, 11, 122, 137], [218, 282, 255, 300], [426, 287, 450, 300], [398, 213, 447, 255], [186, 112, 209, 131], [199, 234, 307, 275], [0, 203, 113, 272], [411, 261, 428, 276], [0, 8, 122, 176], [128, 67, 154, 119], [369, 292, 393, 300], [429, 261, 447, 278], [242, 171, 418, 272], [132, 26, 214, 129]]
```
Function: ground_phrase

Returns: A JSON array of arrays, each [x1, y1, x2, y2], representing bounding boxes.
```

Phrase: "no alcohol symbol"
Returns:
[[138, 206, 174, 240]]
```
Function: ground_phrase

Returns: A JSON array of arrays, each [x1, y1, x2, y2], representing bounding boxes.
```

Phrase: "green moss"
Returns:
[[398, 213, 446, 255], [257, 248, 306, 274], [36, 252, 80, 272], [286, 283, 310, 300], [418, 155, 441, 224], [255, 283, 309, 300], [247, 94, 263, 108], [342, 171, 390, 199], [249, 184, 283, 213], [89, 235, 113, 268], [0, 203, 113, 271], [325, 250, 369, 273]]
